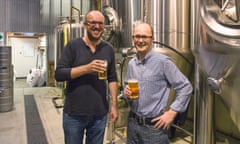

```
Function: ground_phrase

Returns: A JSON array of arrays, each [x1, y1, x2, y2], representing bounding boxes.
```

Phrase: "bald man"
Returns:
[[55, 10, 118, 144]]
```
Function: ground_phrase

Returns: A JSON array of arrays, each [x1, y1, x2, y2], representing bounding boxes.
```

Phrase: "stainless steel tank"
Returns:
[[54, 18, 84, 70], [106, 0, 142, 48], [192, 0, 240, 143]]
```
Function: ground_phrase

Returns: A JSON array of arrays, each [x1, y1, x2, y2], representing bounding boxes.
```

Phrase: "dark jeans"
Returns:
[[127, 117, 170, 144], [63, 112, 107, 144]]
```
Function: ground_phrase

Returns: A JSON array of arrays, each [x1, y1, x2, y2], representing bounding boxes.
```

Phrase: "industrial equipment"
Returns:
[[52, 0, 240, 143], [192, 0, 240, 143]]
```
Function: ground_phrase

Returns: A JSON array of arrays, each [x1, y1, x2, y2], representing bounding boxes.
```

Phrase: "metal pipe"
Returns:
[[236, 0, 240, 21], [171, 123, 193, 137], [70, 0, 73, 39], [69, 6, 81, 40], [72, 6, 81, 23], [69, 6, 72, 40], [221, 0, 231, 11]]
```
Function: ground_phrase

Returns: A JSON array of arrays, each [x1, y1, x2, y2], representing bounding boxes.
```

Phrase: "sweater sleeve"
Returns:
[[55, 42, 73, 82]]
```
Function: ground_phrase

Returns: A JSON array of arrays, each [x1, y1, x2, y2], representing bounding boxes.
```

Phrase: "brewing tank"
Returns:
[[107, 0, 142, 48], [192, 0, 240, 143], [54, 18, 84, 70]]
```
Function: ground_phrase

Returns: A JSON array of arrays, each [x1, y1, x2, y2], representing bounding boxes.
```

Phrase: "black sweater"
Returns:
[[55, 38, 118, 116]]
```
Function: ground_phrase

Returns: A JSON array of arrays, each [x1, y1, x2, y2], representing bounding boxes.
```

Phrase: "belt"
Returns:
[[129, 111, 156, 126]]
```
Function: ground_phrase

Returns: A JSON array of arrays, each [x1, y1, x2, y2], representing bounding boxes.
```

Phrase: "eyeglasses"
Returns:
[[132, 35, 153, 40], [85, 21, 104, 27]]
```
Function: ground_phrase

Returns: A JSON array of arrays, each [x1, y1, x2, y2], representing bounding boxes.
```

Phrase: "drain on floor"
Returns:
[[24, 95, 48, 143]]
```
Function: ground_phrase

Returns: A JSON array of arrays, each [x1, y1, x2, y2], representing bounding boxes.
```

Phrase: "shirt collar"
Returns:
[[134, 50, 154, 65], [81, 38, 104, 52]]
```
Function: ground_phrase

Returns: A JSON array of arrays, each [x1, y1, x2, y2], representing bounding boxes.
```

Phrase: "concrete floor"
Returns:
[[0, 79, 64, 144], [0, 78, 238, 144]]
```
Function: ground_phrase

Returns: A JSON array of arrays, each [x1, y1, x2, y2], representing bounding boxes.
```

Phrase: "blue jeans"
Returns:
[[63, 112, 107, 144], [127, 117, 170, 144]]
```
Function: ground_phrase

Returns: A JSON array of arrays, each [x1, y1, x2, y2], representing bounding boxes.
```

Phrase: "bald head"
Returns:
[[83, 10, 105, 43], [85, 10, 105, 22]]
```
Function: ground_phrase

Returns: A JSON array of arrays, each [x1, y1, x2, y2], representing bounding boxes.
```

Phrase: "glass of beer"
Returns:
[[98, 60, 107, 80], [128, 79, 139, 99]]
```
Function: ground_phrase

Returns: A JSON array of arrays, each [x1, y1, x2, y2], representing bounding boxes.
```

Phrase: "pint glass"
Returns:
[[98, 60, 107, 80], [128, 79, 139, 99]]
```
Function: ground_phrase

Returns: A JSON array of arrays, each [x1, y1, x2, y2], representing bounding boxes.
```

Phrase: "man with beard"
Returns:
[[123, 21, 193, 144], [55, 10, 118, 144]]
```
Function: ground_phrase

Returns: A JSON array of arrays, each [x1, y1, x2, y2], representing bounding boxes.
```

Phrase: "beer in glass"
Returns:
[[128, 79, 139, 99], [98, 60, 107, 80]]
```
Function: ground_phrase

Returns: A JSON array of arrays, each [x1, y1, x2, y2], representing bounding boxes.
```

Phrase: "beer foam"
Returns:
[[128, 79, 138, 82]]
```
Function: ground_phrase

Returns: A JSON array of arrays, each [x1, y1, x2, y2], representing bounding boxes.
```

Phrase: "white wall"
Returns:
[[10, 37, 39, 78]]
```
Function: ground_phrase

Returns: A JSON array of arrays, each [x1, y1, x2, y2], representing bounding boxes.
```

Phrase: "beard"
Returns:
[[87, 28, 103, 42]]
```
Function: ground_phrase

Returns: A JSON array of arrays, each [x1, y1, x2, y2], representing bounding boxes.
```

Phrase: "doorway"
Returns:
[[6, 32, 47, 85]]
